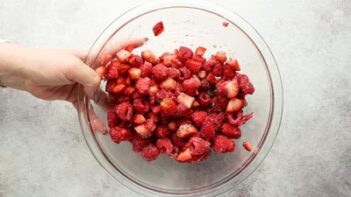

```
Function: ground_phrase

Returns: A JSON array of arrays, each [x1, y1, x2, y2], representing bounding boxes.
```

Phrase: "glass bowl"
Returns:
[[77, 0, 283, 196]]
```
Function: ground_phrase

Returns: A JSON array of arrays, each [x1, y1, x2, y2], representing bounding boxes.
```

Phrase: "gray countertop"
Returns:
[[0, 0, 350, 196]]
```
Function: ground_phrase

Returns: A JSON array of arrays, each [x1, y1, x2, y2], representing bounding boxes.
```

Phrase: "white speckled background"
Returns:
[[0, 0, 350, 196]]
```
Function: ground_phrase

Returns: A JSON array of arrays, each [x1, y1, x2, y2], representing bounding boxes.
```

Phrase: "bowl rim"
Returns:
[[78, 0, 283, 196]]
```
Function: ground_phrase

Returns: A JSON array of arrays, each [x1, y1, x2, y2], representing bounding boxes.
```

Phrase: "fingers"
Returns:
[[102, 37, 148, 57], [65, 60, 100, 98]]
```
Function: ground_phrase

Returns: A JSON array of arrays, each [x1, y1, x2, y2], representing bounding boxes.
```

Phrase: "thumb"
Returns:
[[65, 59, 101, 98]]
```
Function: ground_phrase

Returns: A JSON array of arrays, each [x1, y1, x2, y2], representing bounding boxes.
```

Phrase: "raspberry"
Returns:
[[222, 123, 241, 139], [185, 59, 202, 74], [128, 54, 144, 67], [227, 111, 253, 127], [188, 137, 210, 156], [203, 59, 218, 72], [179, 67, 192, 81], [213, 135, 235, 153], [199, 79, 211, 91], [133, 99, 150, 114], [115, 102, 133, 121], [223, 63, 234, 80], [168, 121, 178, 132], [182, 76, 201, 96], [160, 78, 178, 90], [106, 64, 119, 79], [161, 52, 177, 66], [131, 135, 150, 152], [200, 118, 216, 139], [142, 50, 157, 64], [237, 74, 255, 94], [107, 108, 118, 128], [191, 111, 207, 127], [155, 126, 170, 138], [212, 95, 229, 112], [198, 93, 212, 107], [206, 73, 217, 84], [135, 77, 151, 95], [141, 145, 160, 161], [160, 98, 178, 117], [152, 63, 168, 81], [156, 89, 175, 102], [176, 103, 191, 118], [178, 46, 194, 63], [110, 127, 133, 143], [211, 62, 224, 77], [167, 67, 181, 79], [156, 138, 173, 155], [208, 113, 225, 130], [140, 62, 153, 77]]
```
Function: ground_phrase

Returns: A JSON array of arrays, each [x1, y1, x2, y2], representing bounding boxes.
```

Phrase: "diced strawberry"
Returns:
[[135, 77, 151, 95], [116, 49, 131, 63], [141, 145, 160, 161], [177, 123, 198, 138], [116, 63, 130, 75], [185, 59, 202, 74], [203, 58, 218, 71], [199, 79, 211, 91], [222, 21, 229, 27], [212, 95, 229, 112], [213, 135, 235, 153], [144, 119, 156, 132], [191, 111, 207, 127], [135, 124, 152, 138], [128, 67, 141, 80], [106, 64, 119, 79], [223, 63, 234, 80], [148, 85, 158, 96], [156, 138, 173, 155], [216, 80, 239, 99], [142, 50, 157, 64], [161, 52, 177, 66], [152, 63, 168, 81], [182, 76, 201, 96], [130, 135, 150, 152], [237, 74, 255, 95], [133, 114, 146, 124], [110, 127, 133, 143], [227, 58, 241, 71], [208, 113, 226, 130], [188, 136, 210, 156], [115, 102, 133, 121], [152, 21, 164, 36], [222, 123, 241, 139], [206, 73, 217, 84], [156, 89, 175, 102], [177, 93, 195, 109], [226, 98, 244, 112], [212, 62, 224, 77], [214, 51, 227, 63], [178, 46, 194, 63], [160, 98, 178, 117], [155, 126, 170, 138], [176, 148, 192, 162], [195, 46, 207, 56], [128, 54, 144, 67], [160, 78, 178, 90], [140, 62, 153, 77], [243, 141, 253, 152], [172, 133, 185, 148], [170, 58, 183, 68]]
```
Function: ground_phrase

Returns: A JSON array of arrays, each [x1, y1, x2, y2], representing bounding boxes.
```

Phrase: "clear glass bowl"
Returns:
[[77, 1, 283, 196]]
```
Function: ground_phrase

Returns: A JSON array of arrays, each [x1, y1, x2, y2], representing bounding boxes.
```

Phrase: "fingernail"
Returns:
[[144, 37, 149, 41]]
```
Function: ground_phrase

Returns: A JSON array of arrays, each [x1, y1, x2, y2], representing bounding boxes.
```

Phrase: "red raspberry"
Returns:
[[198, 93, 212, 107], [237, 74, 255, 94], [179, 67, 192, 81], [222, 123, 241, 139], [191, 111, 207, 127], [172, 133, 186, 148], [178, 46, 194, 63], [177, 123, 198, 138], [185, 59, 202, 74], [208, 113, 225, 130], [135, 77, 151, 95], [188, 137, 210, 156], [213, 135, 235, 153], [212, 95, 229, 112], [107, 108, 118, 128], [206, 73, 217, 84], [155, 126, 170, 138], [160, 98, 178, 117], [223, 63, 234, 80], [115, 102, 133, 121], [227, 111, 253, 127], [167, 67, 180, 79], [199, 79, 211, 91], [200, 118, 216, 139], [140, 62, 153, 77], [152, 63, 168, 81], [141, 145, 160, 161], [133, 99, 150, 114], [106, 64, 119, 79], [130, 135, 150, 152], [155, 89, 175, 102], [176, 103, 191, 118], [116, 63, 130, 76], [212, 62, 224, 77], [109, 127, 133, 143], [182, 76, 201, 96], [203, 59, 218, 72], [156, 138, 174, 155]]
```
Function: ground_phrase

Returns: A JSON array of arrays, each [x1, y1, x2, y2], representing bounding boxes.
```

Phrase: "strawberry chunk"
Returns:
[[156, 138, 173, 155], [152, 21, 164, 36], [185, 59, 202, 74], [160, 98, 178, 117], [188, 137, 210, 156], [115, 102, 133, 121], [152, 63, 168, 81], [213, 135, 235, 153], [243, 141, 253, 152], [176, 123, 198, 138], [110, 127, 133, 143], [177, 93, 195, 109], [191, 111, 207, 127], [142, 50, 157, 64], [200, 118, 216, 139], [226, 98, 244, 113], [222, 123, 241, 139], [141, 145, 160, 161], [178, 46, 194, 63], [135, 77, 151, 95], [237, 74, 255, 94], [116, 49, 131, 63], [195, 46, 207, 56], [176, 148, 192, 162]]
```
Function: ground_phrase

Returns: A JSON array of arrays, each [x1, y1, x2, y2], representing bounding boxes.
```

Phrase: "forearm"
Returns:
[[0, 43, 28, 90]]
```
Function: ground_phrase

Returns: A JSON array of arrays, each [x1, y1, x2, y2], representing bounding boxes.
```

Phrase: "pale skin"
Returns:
[[0, 38, 147, 133]]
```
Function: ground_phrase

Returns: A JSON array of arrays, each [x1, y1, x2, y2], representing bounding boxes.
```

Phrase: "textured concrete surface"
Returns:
[[0, 0, 350, 196]]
